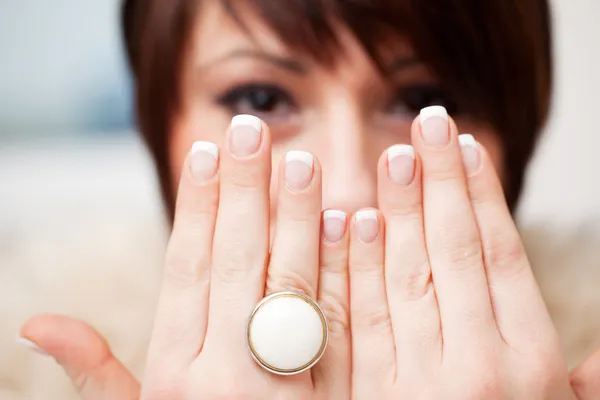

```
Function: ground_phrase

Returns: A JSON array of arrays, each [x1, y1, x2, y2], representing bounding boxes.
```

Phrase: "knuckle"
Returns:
[[483, 234, 527, 272], [318, 292, 350, 335], [388, 260, 433, 302], [353, 304, 391, 331], [212, 240, 268, 284], [321, 251, 349, 275], [429, 222, 482, 266], [266, 269, 316, 299], [439, 236, 483, 273], [164, 240, 211, 287], [427, 210, 483, 272]]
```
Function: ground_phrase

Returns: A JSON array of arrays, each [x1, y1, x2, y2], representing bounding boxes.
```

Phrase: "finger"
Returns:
[[148, 141, 219, 367], [209, 115, 271, 338], [19, 315, 140, 400], [349, 209, 396, 388], [267, 151, 322, 298], [412, 106, 495, 345], [571, 348, 600, 400], [377, 145, 442, 371], [313, 209, 351, 396], [459, 137, 555, 343]]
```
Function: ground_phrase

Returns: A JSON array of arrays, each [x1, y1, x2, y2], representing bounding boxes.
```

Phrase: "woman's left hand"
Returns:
[[348, 106, 595, 400], [17, 107, 600, 400]]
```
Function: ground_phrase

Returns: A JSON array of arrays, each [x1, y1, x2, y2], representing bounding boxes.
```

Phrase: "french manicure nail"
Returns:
[[285, 151, 314, 192], [355, 210, 379, 243], [323, 210, 347, 243], [190, 141, 219, 183], [458, 134, 481, 174], [230, 114, 262, 157], [16, 337, 50, 356], [420, 106, 449, 147], [387, 144, 415, 185]]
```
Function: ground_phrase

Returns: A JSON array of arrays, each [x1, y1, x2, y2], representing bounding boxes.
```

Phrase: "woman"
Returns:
[[16, 0, 600, 398]]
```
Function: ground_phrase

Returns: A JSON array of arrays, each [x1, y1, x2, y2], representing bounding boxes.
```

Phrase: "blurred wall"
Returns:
[[0, 0, 132, 139], [518, 0, 600, 224], [0, 0, 599, 224]]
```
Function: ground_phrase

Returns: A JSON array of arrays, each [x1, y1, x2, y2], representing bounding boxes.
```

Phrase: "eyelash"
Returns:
[[216, 83, 297, 122], [216, 82, 460, 121], [387, 85, 460, 118]]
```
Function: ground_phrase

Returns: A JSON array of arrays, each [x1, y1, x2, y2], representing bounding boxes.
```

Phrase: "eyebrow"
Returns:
[[200, 49, 307, 74], [384, 56, 422, 76]]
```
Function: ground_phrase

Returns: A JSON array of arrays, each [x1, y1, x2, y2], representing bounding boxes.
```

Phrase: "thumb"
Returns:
[[19, 314, 141, 400], [571, 348, 600, 400]]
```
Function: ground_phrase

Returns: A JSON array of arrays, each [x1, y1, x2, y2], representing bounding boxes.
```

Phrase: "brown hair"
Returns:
[[122, 0, 553, 219]]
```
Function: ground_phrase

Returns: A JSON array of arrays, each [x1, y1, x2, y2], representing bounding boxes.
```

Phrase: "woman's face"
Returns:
[[169, 2, 504, 219]]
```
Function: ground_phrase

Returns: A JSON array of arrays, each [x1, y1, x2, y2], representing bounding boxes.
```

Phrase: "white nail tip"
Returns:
[[231, 114, 262, 132], [458, 134, 477, 148], [387, 144, 415, 162], [286, 151, 314, 167], [16, 337, 49, 356], [355, 210, 378, 222], [191, 141, 219, 158], [323, 209, 347, 221], [420, 106, 448, 122]]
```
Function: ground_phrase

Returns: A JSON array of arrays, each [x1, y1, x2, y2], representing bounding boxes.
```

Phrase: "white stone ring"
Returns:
[[247, 291, 329, 375]]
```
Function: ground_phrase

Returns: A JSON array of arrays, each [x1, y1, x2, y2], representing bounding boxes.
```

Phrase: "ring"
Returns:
[[247, 291, 328, 375]]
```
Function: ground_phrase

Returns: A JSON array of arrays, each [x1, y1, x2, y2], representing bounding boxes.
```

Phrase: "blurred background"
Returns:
[[0, 0, 599, 398], [0, 0, 132, 138], [1, 0, 599, 225], [0, 0, 163, 235]]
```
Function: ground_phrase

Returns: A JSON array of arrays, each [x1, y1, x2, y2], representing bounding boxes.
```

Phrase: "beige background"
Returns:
[[519, 0, 600, 224]]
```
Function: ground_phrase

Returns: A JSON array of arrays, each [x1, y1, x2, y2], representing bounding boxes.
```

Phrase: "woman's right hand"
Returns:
[[18, 114, 600, 400], [19, 115, 351, 399]]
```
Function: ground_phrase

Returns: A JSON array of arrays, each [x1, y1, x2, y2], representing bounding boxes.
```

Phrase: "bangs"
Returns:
[[122, 0, 552, 215], [222, 0, 413, 71], [221, 0, 552, 211], [223, 0, 552, 123]]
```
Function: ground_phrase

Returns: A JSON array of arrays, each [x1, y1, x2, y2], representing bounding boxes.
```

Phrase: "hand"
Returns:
[[20, 115, 351, 399], [17, 111, 600, 400], [347, 106, 587, 399]]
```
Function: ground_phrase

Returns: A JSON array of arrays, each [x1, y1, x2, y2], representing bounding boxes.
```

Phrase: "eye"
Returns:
[[217, 83, 297, 121], [386, 85, 460, 119]]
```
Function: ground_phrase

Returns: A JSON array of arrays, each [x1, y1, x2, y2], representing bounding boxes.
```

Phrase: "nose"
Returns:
[[318, 102, 378, 215]]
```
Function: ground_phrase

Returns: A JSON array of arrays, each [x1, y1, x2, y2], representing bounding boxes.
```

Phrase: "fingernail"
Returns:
[[387, 144, 415, 185], [458, 134, 481, 175], [355, 210, 379, 243], [230, 114, 262, 157], [420, 106, 449, 147], [323, 210, 347, 243], [16, 337, 50, 356], [190, 141, 219, 183], [285, 151, 314, 192]]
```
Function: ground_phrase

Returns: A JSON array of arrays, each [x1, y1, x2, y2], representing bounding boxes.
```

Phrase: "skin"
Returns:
[[18, 1, 600, 399], [170, 2, 504, 215]]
